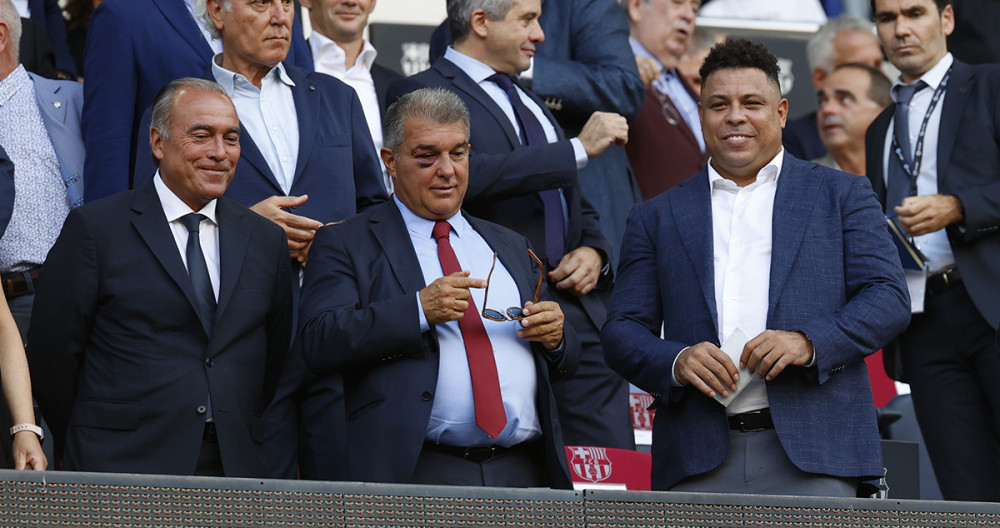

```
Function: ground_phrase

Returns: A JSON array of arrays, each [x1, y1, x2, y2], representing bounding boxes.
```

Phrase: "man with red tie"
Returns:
[[297, 88, 579, 488]]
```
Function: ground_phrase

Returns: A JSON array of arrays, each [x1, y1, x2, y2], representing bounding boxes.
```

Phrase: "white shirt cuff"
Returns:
[[570, 138, 588, 170]]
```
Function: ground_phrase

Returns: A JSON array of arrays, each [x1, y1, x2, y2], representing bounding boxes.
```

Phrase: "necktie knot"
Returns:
[[487, 72, 516, 92], [180, 213, 207, 234], [896, 81, 927, 106], [432, 220, 451, 242]]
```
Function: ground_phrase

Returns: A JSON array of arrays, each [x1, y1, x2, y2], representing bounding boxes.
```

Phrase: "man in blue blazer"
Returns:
[[389, 0, 636, 451], [298, 88, 577, 488], [603, 39, 910, 495], [81, 0, 312, 203], [865, 0, 1000, 501], [28, 79, 293, 476]]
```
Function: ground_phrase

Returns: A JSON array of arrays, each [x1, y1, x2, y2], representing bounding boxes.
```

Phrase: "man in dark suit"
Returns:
[[388, 0, 636, 450], [27, 78, 293, 477], [865, 0, 1000, 501], [81, 0, 312, 203], [603, 38, 910, 495], [299, 87, 577, 487], [23, 0, 73, 78], [301, 0, 403, 193]]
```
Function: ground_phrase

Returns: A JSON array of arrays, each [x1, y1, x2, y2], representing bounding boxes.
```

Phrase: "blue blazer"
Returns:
[[602, 155, 911, 490], [31, 73, 85, 208], [81, 0, 312, 203], [28, 182, 293, 477], [866, 59, 1000, 329], [297, 201, 578, 488]]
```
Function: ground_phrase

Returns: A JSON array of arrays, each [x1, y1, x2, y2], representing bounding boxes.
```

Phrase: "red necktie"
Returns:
[[432, 220, 507, 438]]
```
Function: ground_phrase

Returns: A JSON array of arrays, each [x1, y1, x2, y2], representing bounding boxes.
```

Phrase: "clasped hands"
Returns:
[[674, 330, 814, 399], [420, 271, 565, 350]]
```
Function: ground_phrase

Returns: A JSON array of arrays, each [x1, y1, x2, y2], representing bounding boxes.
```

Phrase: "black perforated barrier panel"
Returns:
[[1, 470, 998, 527]]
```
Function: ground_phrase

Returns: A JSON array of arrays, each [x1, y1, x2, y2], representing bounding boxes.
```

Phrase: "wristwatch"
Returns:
[[10, 423, 44, 443]]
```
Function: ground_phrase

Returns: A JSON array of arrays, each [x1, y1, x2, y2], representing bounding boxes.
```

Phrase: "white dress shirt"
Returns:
[[11, 0, 28, 17], [309, 34, 390, 191], [212, 56, 299, 195], [882, 53, 956, 273], [153, 172, 221, 300], [396, 196, 541, 448]]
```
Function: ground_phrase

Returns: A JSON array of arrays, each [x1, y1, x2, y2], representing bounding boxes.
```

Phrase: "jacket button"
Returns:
[[196, 405, 207, 414], [421, 391, 433, 401], [205, 358, 214, 367]]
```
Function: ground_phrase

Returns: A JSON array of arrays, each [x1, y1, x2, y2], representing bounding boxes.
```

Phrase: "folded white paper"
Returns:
[[713, 328, 753, 408]]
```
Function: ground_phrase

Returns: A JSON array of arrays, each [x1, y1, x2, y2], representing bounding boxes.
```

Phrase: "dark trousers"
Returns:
[[411, 442, 546, 487], [901, 283, 1000, 501], [194, 423, 224, 477]]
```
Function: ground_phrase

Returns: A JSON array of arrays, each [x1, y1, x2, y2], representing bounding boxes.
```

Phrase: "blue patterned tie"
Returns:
[[886, 81, 927, 210], [488, 73, 566, 266], [180, 213, 216, 335]]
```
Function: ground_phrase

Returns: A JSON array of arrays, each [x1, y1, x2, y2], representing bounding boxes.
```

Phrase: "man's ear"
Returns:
[[626, 0, 643, 24], [380, 147, 396, 179], [150, 128, 166, 163], [470, 9, 489, 39], [206, 0, 226, 32]]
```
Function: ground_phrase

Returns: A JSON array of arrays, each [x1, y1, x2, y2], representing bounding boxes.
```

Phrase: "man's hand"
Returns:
[[635, 56, 661, 87], [894, 194, 964, 237], [12, 431, 46, 470], [419, 271, 487, 325], [740, 330, 814, 381], [250, 195, 325, 264], [548, 246, 603, 295], [516, 300, 564, 350], [577, 112, 629, 158], [674, 342, 740, 398]]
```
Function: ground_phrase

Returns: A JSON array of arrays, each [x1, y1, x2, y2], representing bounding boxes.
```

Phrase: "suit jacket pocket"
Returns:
[[72, 400, 139, 431], [347, 398, 384, 421]]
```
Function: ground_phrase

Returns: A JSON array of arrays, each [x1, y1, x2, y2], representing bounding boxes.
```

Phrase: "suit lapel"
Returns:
[[937, 60, 974, 185], [866, 108, 892, 206], [668, 171, 718, 335], [31, 75, 85, 207], [288, 67, 318, 185], [237, 122, 284, 194], [130, 182, 205, 333], [436, 59, 522, 149], [767, 156, 818, 322], [152, 0, 214, 58], [370, 203, 427, 292], [214, 198, 250, 329]]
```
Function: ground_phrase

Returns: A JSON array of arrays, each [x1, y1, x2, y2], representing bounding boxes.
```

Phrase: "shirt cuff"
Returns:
[[416, 291, 430, 332], [670, 347, 689, 387], [570, 138, 588, 170]]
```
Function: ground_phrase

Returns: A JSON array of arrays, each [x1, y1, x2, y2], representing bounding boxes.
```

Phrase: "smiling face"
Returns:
[[700, 67, 787, 186], [481, 0, 544, 74], [305, 0, 376, 43], [209, 0, 294, 75], [630, 0, 700, 68], [151, 88, 241, 211], [383, 118, 470, 221], [817, 67, 886, 154], [873, 0, 953, 82]]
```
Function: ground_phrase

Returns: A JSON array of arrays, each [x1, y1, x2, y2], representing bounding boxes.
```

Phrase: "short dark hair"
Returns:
[[870, 0, 951, 17], [150, 77, 231, 167], [832, 62, 893, 108], [699, 38, 781, 92], [447, 0, 513, 44]]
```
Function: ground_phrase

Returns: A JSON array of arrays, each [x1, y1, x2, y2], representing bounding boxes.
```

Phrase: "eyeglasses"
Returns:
[[481, 249, 543, 322]]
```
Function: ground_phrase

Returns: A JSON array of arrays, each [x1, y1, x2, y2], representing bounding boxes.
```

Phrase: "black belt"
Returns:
[[203, 422, 217, 443], [927, 266, 961, 296], [423, 442, 523, 463], [1, 268, 40, 299], [728, 409, 774, 432]]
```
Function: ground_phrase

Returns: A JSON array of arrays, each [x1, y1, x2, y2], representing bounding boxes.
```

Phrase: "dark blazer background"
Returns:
[[27, 0, 75, 77], [603, 156, 911, 490], [297, 202, 577, 488], [0, 145, 12, 238], [27, 182, 293, 477], [81, 0, 312, 203]]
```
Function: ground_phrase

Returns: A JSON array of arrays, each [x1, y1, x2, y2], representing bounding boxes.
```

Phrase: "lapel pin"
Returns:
[[54, 101, 62, 109]]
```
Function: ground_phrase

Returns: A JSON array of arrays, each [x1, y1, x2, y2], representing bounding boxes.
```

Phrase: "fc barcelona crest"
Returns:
[[569, 446, 613, 483]]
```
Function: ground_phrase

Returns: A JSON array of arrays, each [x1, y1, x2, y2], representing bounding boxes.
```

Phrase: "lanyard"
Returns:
[[891, 68, 951, 196]]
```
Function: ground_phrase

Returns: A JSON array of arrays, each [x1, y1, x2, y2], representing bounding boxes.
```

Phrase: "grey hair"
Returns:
[[383, 88, 470, 154], [194, 0, 232, 40], [0, 0, 22, 61], [447, 0, 514, 43], [806, 15, 877, 73], [150, 77, 232, 166]]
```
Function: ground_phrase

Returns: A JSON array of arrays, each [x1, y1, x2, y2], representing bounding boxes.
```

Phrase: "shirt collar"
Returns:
[[444, 46, 501, 84], [708, 148, 784, 189], [393, 195, 470, 241], [309, 32, 378, 73], [211, 54, 295, 95], [629, 37, 664, 71], [892, 52, 953, 101], [0, 64, 30, 107], [153, 171, 219, 224]]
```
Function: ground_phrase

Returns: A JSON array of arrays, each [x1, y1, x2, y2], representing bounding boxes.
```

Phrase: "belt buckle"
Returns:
[[463, 445, 497, 462]]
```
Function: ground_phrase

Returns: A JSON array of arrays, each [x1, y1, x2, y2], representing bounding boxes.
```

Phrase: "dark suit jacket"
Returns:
[[602, 155, 911, 490], [297, 201, 578, 488], [865, 59, 1000, 330], [387, 57, 612, 331], [0, 145, 12, 238], [428, 0, 645, 264], [81, 0, 312, 203], [27, 0, 75, 77], [18, 17, 57, 79], [27, 182, 293, 477], [783, 111, 827, 162]]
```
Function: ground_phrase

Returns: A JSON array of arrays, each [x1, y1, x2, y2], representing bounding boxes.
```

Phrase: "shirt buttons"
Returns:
[[196, 405, 207, 415]]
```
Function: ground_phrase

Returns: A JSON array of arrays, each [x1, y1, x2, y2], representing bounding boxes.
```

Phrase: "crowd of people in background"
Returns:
[[1, 0, 999, 504]]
